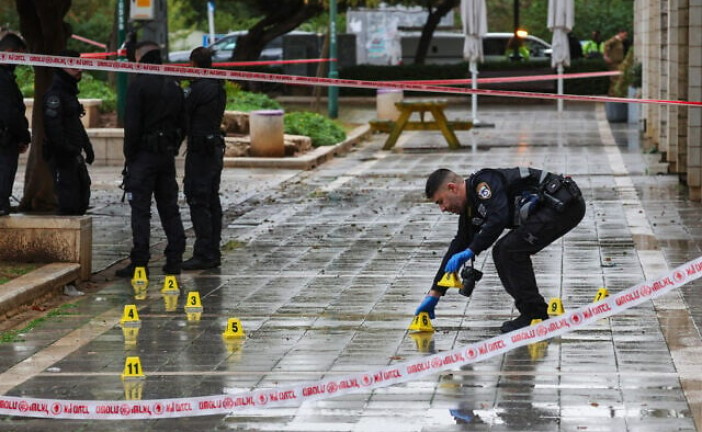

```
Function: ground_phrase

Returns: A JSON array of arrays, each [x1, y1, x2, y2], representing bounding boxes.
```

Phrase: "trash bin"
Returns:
[[249, 109, 285, 157], [376, 89, 403, 121]]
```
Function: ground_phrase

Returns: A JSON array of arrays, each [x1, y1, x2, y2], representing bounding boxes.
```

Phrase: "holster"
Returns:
[[142, 131, 178, 155], [540, 175, 581, 212], [189, 134, 224, 154]]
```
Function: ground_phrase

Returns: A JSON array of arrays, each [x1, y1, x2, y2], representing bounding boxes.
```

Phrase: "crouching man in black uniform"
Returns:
[[416, 167, 586, 333], [43, 49, 94, 215], [116, 41, 186, 278], [181, 47, 226, 270], [0, 32, 31, 216]]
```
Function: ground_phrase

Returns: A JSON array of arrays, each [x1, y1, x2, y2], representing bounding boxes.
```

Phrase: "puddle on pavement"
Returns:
[[632, 233, 658, 250]]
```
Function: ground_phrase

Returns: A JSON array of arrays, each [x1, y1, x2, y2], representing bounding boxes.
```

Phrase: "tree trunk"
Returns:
[[414, 0, 459, 65], [16, 0, 71, 213], [231, 0, 322, 61]]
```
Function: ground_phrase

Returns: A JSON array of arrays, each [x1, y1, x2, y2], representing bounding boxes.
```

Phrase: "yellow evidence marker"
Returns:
[[222, 318, 246, 338], [120, 305, 141, 328], [121, 356, 145, 380], [130, 266, 149, 291], [437, 272, 462, 288], [547, 297, 565, 316], [184, 291, 203, 313], [408, 312, 434, 332], [161, 275, 180, 293], [593, 287, 609, 302]]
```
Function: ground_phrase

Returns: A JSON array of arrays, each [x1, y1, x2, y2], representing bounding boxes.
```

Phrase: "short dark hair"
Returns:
[[189, 46, 213, 68], [425, 168, 458, 199], [0, 32, 27, 51], [135, 40, 160, 61]]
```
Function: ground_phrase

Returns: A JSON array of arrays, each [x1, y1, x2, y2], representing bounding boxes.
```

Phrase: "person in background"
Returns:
[[505, 35, 530, 61], [116, 41, 186, 278], [582, 30, 604, 59], [43, 49, 94, 215], [603, 29, 628, 95], [567, 32, 583, 60], [0, 32, 31, 216], [181, 47, 226, 270]]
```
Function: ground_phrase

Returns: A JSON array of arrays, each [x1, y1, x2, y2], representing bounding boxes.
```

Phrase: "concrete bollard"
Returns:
[[249, 109, 285, 157], [376, 89, 403, 121]]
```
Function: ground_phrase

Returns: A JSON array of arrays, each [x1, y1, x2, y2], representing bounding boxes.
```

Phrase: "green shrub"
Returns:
[[78, 72, 117, 113], [225, 81, 282, 111], [284, 111, 346, 147], [15, 66, 34, 97]]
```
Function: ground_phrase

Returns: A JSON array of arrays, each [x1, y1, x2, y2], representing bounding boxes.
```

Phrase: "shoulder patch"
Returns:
[[46, 95, 61, 109], [45, 95, 61, 118], [476, 182, 492, 200]]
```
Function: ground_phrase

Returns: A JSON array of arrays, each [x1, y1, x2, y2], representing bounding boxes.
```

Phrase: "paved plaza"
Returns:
[[1, 101, 701, 431]]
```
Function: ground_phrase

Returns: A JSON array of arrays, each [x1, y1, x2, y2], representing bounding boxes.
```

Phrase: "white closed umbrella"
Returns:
[[461, 0, 487, 126], [547, 0, 574, 113]]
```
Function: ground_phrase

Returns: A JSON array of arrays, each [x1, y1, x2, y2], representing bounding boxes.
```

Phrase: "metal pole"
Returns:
[[327, 0, 339, 119], [116, 0, 127, 125], [511, 0, 521, 61], [470, 60, 479, 124], [557, 64, 564, 113], [207, 1, 216, 46]]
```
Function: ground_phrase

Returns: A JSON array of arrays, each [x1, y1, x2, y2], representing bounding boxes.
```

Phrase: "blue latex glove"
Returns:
[[445, 249, 474, 273], [415, 295, 439, 319]]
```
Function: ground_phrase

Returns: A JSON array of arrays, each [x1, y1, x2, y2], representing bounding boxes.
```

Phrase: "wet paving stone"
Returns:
[[2, 104, 701, 430]]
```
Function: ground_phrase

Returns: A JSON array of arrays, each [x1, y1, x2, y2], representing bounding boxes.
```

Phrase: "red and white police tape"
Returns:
[[1, 255, 701, 420], [2, 52, 701, 107]]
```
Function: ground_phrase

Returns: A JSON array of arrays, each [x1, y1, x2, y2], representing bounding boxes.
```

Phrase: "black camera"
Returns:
[[459, 266, 483, 297]]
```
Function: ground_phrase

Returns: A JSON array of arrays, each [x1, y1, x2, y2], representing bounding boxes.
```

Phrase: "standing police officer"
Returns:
[[181, 47, 226, 271], [0, 32, 31, 216], [417, 167, 586, 333], [116, 41, 186, 277], [43, 49, 94, 215]]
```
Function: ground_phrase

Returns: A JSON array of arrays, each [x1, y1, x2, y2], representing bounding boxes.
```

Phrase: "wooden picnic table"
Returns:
[[369, 99, 472, 150]]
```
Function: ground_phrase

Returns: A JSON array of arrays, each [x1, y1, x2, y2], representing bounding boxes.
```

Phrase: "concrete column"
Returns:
[[674, 0, 690, 176], [643, 0, 661, 146], [666, 0, 680, 172], [658, 0, 669, 156], [688, 0, 702, 201]]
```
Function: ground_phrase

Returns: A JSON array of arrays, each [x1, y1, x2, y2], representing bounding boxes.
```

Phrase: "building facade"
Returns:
[[635, 0, 702, 201]]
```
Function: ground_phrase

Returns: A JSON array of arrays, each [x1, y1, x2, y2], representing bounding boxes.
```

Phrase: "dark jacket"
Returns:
[[43, 69, 91, 161], [124, 60, 185, 161], [432, 167, 558, 293], [0, 65, 31, 148], [185, 78, 225, 138]]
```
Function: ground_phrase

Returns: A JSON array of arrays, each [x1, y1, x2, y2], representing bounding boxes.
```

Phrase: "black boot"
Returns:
[[162, 261, 181, 275], [115, 262, 149, 279], [181, 256, 219, 271], [500, 303, 548, 333]]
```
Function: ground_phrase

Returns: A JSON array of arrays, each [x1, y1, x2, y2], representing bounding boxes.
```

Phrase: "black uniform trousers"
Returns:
[[184, 145, 223, 262], [50, 156, 91, 215], [126, 151, 185, 266], [0, 145, 19, 213], [492, 195, 586, 316]]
